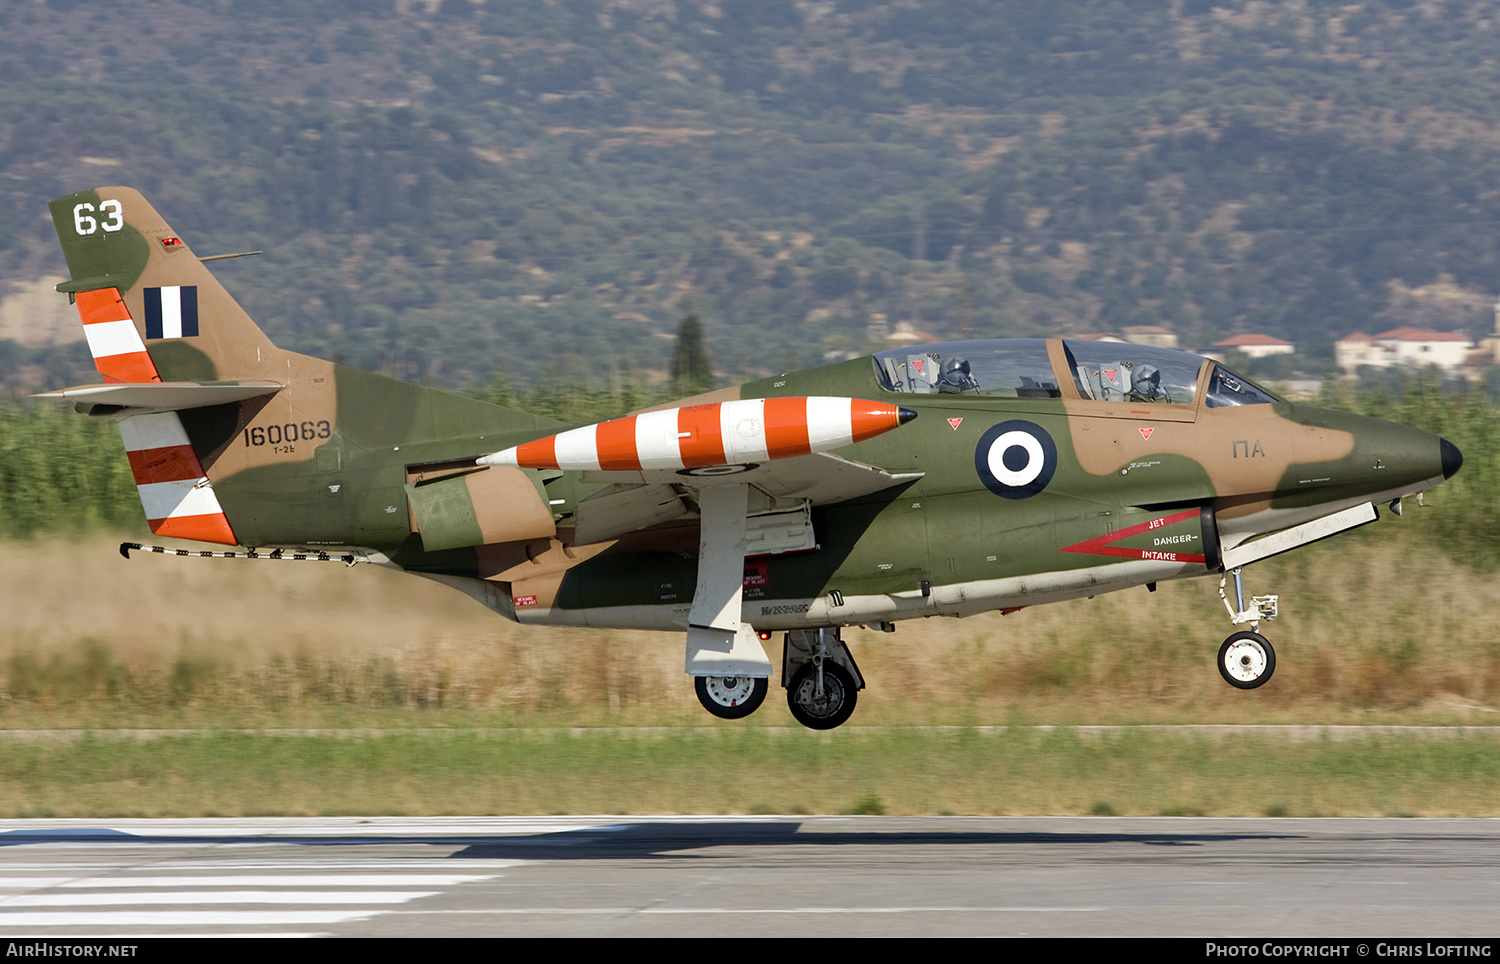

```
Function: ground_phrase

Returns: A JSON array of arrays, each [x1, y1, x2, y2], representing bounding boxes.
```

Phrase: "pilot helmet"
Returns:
[[1133, 364, 1161, 391], [942, 357, 971, 380]]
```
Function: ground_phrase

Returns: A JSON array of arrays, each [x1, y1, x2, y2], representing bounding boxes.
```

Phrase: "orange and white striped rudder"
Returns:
[[71, 286, 239, 547], [75, 287, 160, 384], [117, 413, 238, 546]]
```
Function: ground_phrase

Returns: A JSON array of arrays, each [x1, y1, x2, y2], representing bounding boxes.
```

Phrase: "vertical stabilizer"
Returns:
[[49, 187, 565, 552], [50, 187, 277, 382], [50, 188, 268, 546]]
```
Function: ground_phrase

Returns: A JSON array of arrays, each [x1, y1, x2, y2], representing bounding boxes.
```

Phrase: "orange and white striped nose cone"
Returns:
[[479, 397, 916, 473]]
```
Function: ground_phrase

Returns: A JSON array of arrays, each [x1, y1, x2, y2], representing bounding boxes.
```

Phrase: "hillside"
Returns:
[[4, 0, 1500, 395]]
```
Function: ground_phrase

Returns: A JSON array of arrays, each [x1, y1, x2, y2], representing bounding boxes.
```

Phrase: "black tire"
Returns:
[[786, 662, 858, 730], [694, 675, 768, 719], [1218, 631, 1276, 689]]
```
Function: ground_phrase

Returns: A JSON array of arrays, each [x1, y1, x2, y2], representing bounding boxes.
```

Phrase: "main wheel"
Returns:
[[694, 675, 768, 719], [1218, 631, 1276, 689], [786, 662, 858, 730]]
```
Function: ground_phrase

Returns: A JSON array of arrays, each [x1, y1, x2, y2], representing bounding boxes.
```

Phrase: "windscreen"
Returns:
[[1204, 364, 1280, 408]]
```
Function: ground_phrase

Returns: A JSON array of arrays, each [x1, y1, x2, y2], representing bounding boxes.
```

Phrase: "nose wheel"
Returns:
[[1218, 631, 1275, 689], [694, 675, 769, 719]]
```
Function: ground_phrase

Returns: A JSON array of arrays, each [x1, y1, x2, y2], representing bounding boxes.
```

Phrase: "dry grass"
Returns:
[[3, 533, 1499, 817], [1, 530, 1496, 727]]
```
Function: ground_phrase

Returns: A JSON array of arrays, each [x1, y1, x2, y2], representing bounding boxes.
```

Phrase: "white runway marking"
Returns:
[[388, 905, 1105, 915], [0, 911, 390, 927], [1, 891, 440, 906], [0, 863, 514, 936], [54, 875, 496, 888]]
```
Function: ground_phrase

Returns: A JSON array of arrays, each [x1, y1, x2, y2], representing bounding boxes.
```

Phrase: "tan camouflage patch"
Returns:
[[1063, 401, 1355, 515]]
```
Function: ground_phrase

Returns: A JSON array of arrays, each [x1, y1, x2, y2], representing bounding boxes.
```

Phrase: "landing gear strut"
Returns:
[[694, 675, 769, 719], [1217, 567, 1278, 689]]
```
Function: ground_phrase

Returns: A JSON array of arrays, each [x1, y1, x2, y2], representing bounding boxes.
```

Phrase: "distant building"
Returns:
[[885, 321, 939, 345], [1211, 334, 1295, 359], [1335, 328, 1473, 373], [1334, 333, 1382, 371], [1121, 325, 1178, 349], [1478, 298, 1500, 366]]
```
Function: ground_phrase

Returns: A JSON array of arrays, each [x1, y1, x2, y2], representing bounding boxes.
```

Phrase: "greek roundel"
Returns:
[[975, 419, 1057, 499]]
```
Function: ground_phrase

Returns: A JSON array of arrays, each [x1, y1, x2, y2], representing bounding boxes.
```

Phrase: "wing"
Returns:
[[572, 452, 923, 545], [477, 396, 922, 545]]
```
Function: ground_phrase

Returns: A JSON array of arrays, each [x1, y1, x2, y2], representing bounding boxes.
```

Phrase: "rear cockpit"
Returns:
[[875, 339, 1060, 398]]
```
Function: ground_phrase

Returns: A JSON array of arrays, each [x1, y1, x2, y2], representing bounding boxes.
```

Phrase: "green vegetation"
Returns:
[[6, 3, 1500, 393], [670, 303, 714, 395], [0, 402, 144, 537], [0, 728, 1496, 818]]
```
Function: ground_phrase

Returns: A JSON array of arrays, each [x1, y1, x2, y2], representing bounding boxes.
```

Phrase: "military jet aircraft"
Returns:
[[40, 187, 1463, 729]]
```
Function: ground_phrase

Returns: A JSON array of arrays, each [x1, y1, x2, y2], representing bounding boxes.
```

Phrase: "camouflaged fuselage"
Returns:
[[47, 187, 1457, 635]]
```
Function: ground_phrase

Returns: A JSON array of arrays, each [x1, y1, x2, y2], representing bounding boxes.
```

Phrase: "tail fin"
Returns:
[[49, 187, 565, 552], [49, 188, 266, 545], [51, 187, 277, 383]]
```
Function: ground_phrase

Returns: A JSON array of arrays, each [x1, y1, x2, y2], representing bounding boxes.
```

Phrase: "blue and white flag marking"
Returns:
[[144, 285, 199, 339]]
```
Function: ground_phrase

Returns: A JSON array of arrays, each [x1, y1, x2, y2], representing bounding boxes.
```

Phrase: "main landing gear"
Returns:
[[782, 627, 863, 729], [1216, 567, 1278, 689], [690, 627, 866, 729], [786, 662, 858, 730], [694, 675, 769, 719]]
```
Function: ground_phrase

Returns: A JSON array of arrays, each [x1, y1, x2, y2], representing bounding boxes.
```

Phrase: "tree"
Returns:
[[671, 302, 714, 396]]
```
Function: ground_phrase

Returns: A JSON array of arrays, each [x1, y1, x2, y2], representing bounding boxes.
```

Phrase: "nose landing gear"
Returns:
[[1217, 567, 1278, 689]]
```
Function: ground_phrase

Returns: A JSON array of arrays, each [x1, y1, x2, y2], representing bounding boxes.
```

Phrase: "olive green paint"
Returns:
[[405, 472, 486, 553], [148, 341, 220, 382], [48, 190, 151, 295]]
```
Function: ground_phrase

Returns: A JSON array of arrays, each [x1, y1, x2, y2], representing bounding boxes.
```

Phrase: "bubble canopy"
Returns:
[[871, 338, 1279, 409]]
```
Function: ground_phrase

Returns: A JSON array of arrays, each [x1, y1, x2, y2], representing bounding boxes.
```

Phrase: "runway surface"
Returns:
[[0, 816, 1494, 937]]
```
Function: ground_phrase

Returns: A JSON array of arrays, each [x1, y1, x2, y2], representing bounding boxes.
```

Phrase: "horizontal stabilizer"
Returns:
[[33, 380, 284, 415]]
